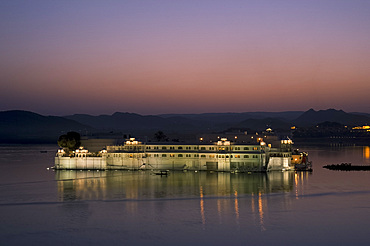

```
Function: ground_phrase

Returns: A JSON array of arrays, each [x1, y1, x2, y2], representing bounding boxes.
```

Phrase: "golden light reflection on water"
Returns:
[[234, 189, 240, 223], [200, 185, 206, 229], [56, 170, 107, 202], [251, 193, 255, 214], [364, 146, 370, 160], [217, 199, 222, 224], [293, 171, 311, 199], [55, 170, 304, 230], [294, 172, 299, 199], [258, 192, 266, 231]]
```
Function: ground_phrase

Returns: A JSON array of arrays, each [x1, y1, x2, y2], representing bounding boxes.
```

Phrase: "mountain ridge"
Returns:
[[294, 108, 370, 126], [1, 109, 369, 143]]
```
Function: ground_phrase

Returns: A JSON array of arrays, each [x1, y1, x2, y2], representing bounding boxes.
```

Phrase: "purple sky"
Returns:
[[1, 0, 370, 115]]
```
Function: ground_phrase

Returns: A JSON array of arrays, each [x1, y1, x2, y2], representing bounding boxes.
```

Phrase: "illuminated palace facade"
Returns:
[[55, 137, 294, 172]]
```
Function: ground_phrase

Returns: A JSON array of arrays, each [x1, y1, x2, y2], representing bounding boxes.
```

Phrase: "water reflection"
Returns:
[[55, 170, 311, 230], [4, 145, 370, 245], [56, 171, 108, 202], [364, 146, 370, 160], [294, 171, 311, 199], [258, 192, 265, 231], [55, 170, 299, 201], [200, 185, 205, 229]]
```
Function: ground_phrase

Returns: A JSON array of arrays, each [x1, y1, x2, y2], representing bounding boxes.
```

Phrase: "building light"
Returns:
[[352, 125, 370, 130]]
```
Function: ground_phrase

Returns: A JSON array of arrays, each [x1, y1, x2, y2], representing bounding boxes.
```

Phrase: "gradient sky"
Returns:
[[1, 0, 370, 115]]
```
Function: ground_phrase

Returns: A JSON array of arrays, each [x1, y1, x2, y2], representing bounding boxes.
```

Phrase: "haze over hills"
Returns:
[[0, 109, 369, 143]]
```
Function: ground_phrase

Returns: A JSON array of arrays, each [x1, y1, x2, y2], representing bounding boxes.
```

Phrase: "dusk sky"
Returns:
[[1, 0, 369, 115]]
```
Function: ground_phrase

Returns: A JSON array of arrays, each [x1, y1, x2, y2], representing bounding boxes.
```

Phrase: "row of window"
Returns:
[[270, 153, 292, 157], [109, 145, 262, 151], [146, 154, 259, 158], [111, 153, 271, 158], [146, 146, 259, 151]]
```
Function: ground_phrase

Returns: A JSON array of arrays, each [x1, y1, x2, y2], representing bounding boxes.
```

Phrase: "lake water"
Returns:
[[1, 144, 370, 246]]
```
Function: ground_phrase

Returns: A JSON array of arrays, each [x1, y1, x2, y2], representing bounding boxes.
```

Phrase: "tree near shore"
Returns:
[[57, 131, 81, 154], [154, 131, 168, 142]]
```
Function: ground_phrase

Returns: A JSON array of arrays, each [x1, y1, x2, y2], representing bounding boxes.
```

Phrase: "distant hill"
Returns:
[[64, 112, 168, 130], [293, 109, 370, 126], [159, 111, 304, 123], [65, 111, 304, 135], [1, 109, 369, 143], [64, 112, 200, 134], [351, 112, 370, 118], [0, 110, 92, 143], [235, 117, 292, 131]]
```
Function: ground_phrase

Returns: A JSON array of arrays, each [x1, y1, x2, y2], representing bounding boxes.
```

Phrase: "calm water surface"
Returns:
[[1, 144, 370, 246]]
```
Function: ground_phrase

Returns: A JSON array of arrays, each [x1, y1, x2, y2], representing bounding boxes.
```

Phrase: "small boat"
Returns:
[[40, 150, 48, 153], [153, 170, 170, 176], [292, 150, 313, 171]]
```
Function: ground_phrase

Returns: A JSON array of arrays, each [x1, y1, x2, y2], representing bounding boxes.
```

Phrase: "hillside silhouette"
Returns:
[[0, 109, 369, 143]]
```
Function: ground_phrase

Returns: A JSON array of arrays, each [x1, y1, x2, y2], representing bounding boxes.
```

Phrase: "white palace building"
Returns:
[[55, 135, 295, 172]]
